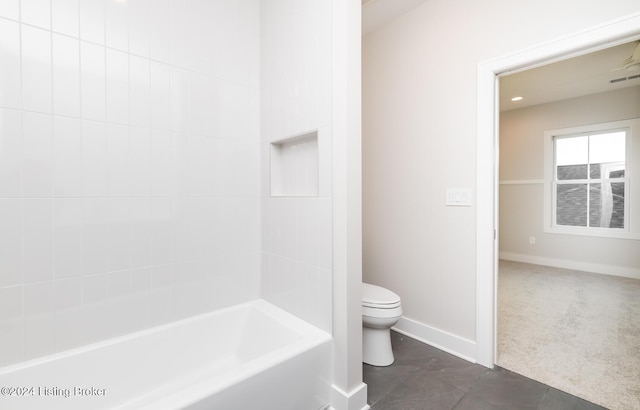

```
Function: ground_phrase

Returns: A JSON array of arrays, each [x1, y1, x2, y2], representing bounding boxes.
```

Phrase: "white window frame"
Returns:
[[544, 118, 638, 240]]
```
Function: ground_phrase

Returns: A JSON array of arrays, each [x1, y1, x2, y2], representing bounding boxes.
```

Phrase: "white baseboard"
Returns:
[[330, 382, 369, 410], [499, 252, 640, 280], [392, 316, 476, 363]]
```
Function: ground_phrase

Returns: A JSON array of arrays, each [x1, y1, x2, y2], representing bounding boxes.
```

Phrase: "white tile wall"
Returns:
[[22, 25, 52, 114], [0, 0, 262, 367], [52, 34, 81, 117], [0, 19, 21, 109], [260, 0, 333, 333]]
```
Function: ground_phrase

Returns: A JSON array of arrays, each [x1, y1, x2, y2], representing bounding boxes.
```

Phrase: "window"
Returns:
[[544, 119, 638, 239], [554, 131, 626, 229]]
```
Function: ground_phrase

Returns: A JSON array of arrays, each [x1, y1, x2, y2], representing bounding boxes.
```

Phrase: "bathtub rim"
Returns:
[[0, 299, 331, 378]]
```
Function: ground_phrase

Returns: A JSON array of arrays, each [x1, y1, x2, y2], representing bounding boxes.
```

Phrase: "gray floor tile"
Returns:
[[390, 332, 443, 364], [462, 367, 548, 409], [539, 387, 607, 410], [372, 372, 465, 410], [363, 363, 420, 407], [366, 331, 607, 410], [452, 395, 500, 410]]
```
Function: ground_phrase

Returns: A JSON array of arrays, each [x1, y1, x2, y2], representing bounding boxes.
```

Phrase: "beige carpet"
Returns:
[[497, 260, 640, 410]]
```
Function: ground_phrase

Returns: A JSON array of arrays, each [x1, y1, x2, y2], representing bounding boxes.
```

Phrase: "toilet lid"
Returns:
[[362, 283, 401, 309]]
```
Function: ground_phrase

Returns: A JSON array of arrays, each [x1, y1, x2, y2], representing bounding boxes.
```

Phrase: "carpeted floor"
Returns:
[[497, 260, 640, 410]]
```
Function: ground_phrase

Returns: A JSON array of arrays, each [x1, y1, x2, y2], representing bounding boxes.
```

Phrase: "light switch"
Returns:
[[446, 188, 472, 207]]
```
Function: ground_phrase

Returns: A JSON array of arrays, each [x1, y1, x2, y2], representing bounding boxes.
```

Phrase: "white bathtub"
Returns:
[[0, 300, 333, 410]]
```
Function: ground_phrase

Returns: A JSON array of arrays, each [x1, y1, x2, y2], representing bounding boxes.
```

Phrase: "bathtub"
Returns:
[[0, 300, 333, 410]]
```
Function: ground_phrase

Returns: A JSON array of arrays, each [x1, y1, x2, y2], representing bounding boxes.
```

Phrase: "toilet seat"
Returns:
[[362, 283, 401, 309]]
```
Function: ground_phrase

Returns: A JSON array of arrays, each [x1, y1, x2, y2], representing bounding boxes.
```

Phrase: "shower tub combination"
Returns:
[[0, 300, 332, 410]]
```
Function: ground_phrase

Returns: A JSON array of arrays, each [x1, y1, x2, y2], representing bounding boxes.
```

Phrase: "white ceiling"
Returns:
[[362, 2, 640, 113], [500, 41, 640, 112], [361, 0, 430, 35]]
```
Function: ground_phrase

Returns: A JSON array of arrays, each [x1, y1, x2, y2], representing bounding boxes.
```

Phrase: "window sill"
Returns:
[[544, 226, 640, 240]]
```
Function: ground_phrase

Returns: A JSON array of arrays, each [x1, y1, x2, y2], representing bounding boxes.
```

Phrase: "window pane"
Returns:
[[611, 182, 625, 229], [558, 164, 587, 180], [589, 182, 625, 229], [556, 184, 587, 227], [556, 136, 588, 180], [589, 132, 625, 163], [589, 132, 625, 180], [591, 162, 625, 179], [556, 135, 588, 165]]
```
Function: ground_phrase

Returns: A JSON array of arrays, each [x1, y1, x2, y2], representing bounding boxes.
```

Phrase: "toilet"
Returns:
[[362, 282, 402, 366]]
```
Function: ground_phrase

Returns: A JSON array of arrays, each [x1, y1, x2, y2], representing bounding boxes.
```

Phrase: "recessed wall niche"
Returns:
[[270, 131, 319, 197]]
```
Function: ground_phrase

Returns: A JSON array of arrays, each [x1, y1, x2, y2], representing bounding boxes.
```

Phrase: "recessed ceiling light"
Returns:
[[511, 96, 524, 102]]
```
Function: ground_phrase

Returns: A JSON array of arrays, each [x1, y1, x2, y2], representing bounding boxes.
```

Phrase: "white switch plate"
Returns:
[[446, 188, 472, 207]]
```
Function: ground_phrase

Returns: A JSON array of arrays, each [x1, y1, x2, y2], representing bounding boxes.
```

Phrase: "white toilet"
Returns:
[[362, 282, 402, 366]]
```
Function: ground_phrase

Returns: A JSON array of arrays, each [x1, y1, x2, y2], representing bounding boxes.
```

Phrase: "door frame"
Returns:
[[475, 12, 640, 368]]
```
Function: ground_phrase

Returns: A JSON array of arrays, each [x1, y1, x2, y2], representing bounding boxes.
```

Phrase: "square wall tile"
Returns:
[[170, 67, 188, 133], [80, 41, 105, 121], [262, 197, 297, 259], [52, 0, 79, 37], [148, 0, 169, 63], [0, 109, 22, 197], [219, 139, 260, 197], [21, 25, 52, 113], [0, 19, 21, 109], [79, 0, 105, 44], [21, 0, 51, 29], [106, 123, 130, 197], [150, 198, 172, 266], [130, 126, 151, 197], [186, 134, 206, 197], [130, 198, 152, 269], [217, 198, 260, 254], [307, 266, 332, 333], [22, 112, 53, 197], [129, 56, 150, 127], [131, 267, 152, 293], [23, 281, 56, 358], [0, 199, 22, 287], [81, 120, 107, 197], [23, 198, 54, 283], [149, 61, 171, 131], [106, 49, 129, 124], [52, 34, 81, 118], [105, 0, 128, 51], [54, 276, 82, 351], [54, 198, 83, 279], [187, 71, 206, 135], [82, 197, 107, 275], [150, 129, 172, 197], [107, 198, 131, 272], [55, 276, 82, 310], [128, 0, 150, 58], [0, 285, 24, 366], [296, 198, 319, 266], [82, 272, 106, 304], [0, 0, 19, 20], [53, 116, 82, 197], [107, 269, 131, 298]]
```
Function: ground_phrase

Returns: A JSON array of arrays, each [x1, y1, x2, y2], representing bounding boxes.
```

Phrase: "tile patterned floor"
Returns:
[[363, 331, 607, 410]]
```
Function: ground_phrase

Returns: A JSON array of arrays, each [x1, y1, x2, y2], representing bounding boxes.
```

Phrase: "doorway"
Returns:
[[493, 39, 640, 408], [475, 13, 640, 368]]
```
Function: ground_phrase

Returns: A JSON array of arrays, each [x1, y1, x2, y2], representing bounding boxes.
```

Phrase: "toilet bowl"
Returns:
[[362, 282, 402, 366]]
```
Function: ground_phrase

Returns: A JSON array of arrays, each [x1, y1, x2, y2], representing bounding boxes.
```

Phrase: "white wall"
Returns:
[[0, 0, 261, 367], [362, 0, 640, 361], [259, 0, 333, 333], [500, 87, 640, 277]]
